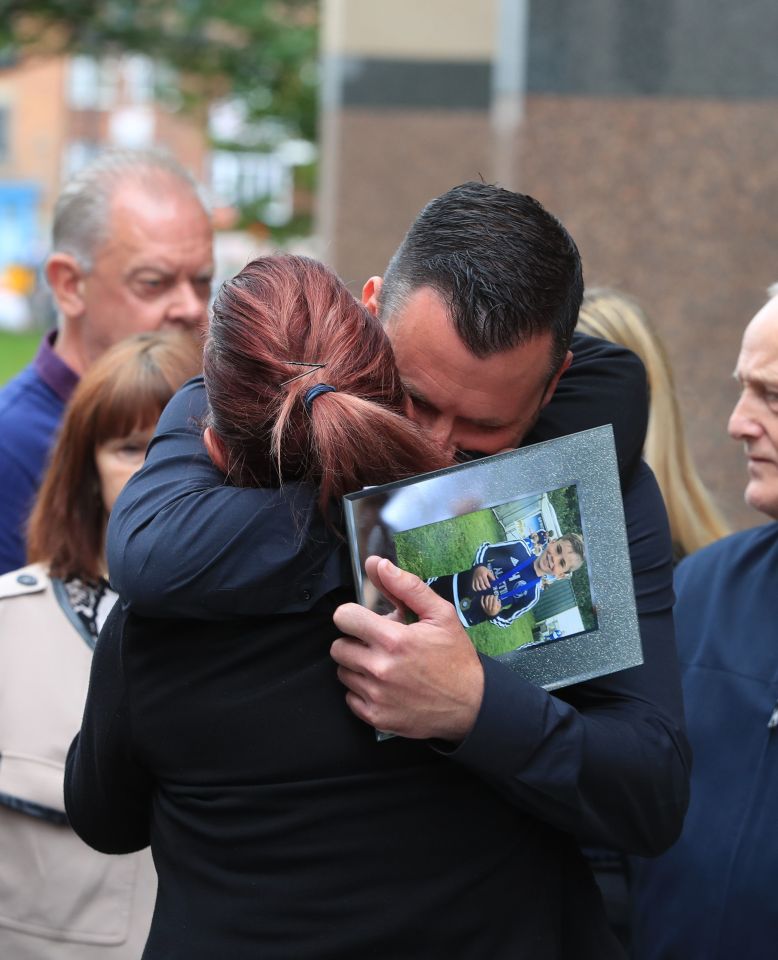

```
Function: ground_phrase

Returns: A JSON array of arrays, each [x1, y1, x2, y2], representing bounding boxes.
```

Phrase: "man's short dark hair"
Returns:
[[380, 182, 583, 373]]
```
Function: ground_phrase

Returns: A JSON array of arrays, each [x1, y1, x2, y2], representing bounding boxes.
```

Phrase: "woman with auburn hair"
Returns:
[[0, 332, 201, 959], [578, 287, 729, 559], [63, 255, 584, 959], [200, 254, 447, 508]]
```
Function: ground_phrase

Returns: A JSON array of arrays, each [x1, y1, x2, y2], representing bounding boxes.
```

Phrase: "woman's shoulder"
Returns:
[[0, 562, 50, 602]]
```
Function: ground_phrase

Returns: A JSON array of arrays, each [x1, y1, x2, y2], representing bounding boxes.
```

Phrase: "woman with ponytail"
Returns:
[[200, 255, 447, 511]]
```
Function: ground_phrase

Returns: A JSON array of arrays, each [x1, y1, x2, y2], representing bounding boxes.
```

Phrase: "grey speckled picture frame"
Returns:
[[343, 425, 642, 692]]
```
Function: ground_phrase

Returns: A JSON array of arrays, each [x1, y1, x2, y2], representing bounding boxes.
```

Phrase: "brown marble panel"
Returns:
[[516, 95, 778, 531], [322, 108, 494, 290]]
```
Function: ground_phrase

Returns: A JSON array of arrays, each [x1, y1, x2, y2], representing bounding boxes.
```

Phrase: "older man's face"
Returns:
[[78, 178, 214, 365], [728, 296, 778, 519]]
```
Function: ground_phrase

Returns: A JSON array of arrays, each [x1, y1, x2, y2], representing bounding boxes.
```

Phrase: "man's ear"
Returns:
[[45, 253, 88, 321], [540, 350, 574, 409], [203, 426, 229, 474], [362, 276, 383, 317]]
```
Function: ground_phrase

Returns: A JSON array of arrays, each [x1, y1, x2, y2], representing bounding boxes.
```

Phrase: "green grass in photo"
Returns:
[[394, 509, 535, 657], [0, 331, 40, 385]]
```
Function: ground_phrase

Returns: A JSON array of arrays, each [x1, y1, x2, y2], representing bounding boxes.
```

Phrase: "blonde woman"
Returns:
[[578, 288, 729, 560]]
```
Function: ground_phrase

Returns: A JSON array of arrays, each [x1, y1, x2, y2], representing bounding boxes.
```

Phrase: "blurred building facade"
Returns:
[[0, 53, 207, 287], [319, 0, 778, 532], [0, 51, 315, 332]]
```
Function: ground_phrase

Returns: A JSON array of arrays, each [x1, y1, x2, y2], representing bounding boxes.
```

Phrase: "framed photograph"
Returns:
[[343, 425, 642, 692]]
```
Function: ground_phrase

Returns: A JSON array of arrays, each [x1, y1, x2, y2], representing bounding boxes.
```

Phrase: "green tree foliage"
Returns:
[[0, 0, 318, 138], [546, 485, 582, 537]]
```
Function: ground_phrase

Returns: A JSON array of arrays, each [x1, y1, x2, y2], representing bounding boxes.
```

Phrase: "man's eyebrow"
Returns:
[[402, 382, 511, 430], [469, 414, 512, 430], [402, 382, 428, 403], [128, 266, 173, 278], [128, 264, 214, 278], [733, 370, 778, 389]]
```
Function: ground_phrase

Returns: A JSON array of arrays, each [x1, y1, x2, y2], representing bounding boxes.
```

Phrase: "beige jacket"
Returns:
[[0, 564, 156, 958]]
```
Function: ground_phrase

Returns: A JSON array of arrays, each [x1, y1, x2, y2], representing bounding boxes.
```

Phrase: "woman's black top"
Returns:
[[65, 587, 620, 959]]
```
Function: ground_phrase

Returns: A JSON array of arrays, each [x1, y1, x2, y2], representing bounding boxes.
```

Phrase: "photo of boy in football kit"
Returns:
[[427, 532, 585, 629]]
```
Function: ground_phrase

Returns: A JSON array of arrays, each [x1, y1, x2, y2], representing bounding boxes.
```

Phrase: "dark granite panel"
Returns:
[[338, 57, 491, 110], [527, 0, 778, 98]]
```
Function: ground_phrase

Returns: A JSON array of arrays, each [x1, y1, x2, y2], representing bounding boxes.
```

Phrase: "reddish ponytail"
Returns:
[[204, 254, 451, 511]]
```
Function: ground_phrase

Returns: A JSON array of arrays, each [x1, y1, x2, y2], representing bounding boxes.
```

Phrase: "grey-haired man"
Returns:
[[0, 149, 213, 573], [630, 289, 778, 959]]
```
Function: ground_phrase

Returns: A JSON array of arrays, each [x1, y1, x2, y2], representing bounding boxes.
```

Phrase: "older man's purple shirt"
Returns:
[[0, 331, 79, 573]]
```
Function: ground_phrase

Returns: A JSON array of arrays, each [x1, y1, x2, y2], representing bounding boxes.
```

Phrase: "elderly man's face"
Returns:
[[78, 179, 214, 365], [369, 283, 571, 458], [728, 296, 778, 519]]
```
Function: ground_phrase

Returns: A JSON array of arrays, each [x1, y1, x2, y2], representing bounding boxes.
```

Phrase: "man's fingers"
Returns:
[[342, 689, 393, 733], [330, 635, 366, 672], [343, 689, 372, 726], [369, 557, 454, 623], [334, 660, 371, 699], [335, 662, 390, 730], [364, 554, 405, 612], [332, 600, 389, 643]]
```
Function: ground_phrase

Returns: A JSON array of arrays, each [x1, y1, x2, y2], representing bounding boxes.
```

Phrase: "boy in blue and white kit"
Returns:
[[428, 532, 585, 629]]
